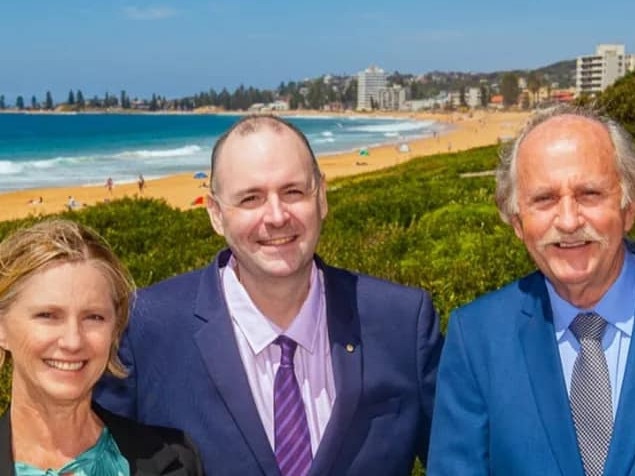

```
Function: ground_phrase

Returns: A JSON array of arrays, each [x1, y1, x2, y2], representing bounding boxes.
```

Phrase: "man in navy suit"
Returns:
[[96, 114, 443, 476], [428, 107, 635, 475]]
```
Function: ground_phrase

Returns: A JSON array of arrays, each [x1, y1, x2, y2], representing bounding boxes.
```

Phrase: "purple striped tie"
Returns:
[[274, 335, 312, 476]]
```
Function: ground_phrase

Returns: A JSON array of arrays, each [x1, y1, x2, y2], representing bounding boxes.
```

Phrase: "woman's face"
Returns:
[[0, 261, 117, 407]]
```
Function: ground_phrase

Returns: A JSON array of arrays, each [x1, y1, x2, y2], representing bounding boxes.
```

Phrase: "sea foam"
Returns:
[[348, 120, 434, 133], [114, 144, 202, 159]]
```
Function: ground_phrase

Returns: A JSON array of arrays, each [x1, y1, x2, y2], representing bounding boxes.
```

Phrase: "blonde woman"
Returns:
[[0, 219, 203, 475]]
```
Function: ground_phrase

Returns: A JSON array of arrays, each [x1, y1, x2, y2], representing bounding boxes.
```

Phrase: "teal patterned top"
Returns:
[[14, 427, 130, 476]]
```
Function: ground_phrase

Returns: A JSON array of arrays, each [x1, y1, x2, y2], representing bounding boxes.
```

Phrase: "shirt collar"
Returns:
[[550, 246, 635, 340], [222, 255, 323, 355]]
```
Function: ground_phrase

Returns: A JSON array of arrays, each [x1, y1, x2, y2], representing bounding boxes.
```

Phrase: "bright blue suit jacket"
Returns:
[[427, 270, 635, 475], [95, 249, 443, 476]]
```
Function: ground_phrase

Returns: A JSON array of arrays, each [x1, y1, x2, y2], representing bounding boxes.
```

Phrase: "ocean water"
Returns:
[[0, 113, 447, 192]]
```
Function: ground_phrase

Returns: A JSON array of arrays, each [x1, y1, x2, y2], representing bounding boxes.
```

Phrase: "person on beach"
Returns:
[[428, 106, 635, 475], [96, 114, 444, 476], [106, 177, 114, 194], [0, 219, 203, 475], [137, 174, 145, 194], [66, 195, 79, 211]]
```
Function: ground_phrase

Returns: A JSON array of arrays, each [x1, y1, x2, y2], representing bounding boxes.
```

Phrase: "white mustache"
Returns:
[[537, 226, 607, 248]]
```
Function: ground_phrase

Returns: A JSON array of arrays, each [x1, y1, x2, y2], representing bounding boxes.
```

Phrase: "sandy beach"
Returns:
[[0, 110, 531, 222]]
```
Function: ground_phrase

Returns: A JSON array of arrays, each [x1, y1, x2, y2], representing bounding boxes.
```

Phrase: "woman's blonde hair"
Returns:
[[0, 219, 135, 377]]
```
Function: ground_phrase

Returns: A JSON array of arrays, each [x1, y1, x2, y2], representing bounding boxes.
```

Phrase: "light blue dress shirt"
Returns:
[[548, 249, 635, 419]]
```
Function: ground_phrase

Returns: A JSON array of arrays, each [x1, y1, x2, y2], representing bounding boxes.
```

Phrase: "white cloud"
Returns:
[[123, 6, 178, 20]]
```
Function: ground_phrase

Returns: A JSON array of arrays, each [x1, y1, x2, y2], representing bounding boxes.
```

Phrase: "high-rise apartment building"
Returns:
[[357, 66, 388, 110], [378, 85, 409, 110], [576, 44, 634, 96]]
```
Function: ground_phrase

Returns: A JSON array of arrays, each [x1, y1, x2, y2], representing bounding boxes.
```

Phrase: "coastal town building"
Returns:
[[378, 85, 409, 111], [576, 44, 635, 96], [488, 95, 504, 109], [402, 99, 430, 111], [247, 100, 290, 112], [465, 87, 482, 109], [448, 91, 462, 108], [357, 65, 388, 110]]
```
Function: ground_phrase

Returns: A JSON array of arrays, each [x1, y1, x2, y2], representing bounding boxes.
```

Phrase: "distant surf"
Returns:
[[0, 113, 443, 191]]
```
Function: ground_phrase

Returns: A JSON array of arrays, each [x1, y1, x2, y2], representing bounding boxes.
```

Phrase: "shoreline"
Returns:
[[0, 110, 531, 222]]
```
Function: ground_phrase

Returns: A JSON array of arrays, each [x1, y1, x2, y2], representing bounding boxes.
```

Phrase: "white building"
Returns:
[[269, 100, 289, 111], [357, 66, 388, 110], [448, 91, 462, 108], [466, 87, 482, 109], [576, 44, 635, 96], [378, 85, 409, 111], [402, 99, 430, 111]]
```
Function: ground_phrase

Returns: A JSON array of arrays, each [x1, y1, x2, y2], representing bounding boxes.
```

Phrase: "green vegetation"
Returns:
[[597, 71, 635, 136], [0, 145, 539, 472], [500, 73, 520, 107]]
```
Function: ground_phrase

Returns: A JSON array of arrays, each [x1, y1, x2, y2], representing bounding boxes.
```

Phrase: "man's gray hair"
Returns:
[[496, 105, 635, 224]]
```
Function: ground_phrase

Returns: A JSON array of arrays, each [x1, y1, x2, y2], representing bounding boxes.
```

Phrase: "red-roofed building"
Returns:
[[551, 90, 575, 103], [489, 95, 504, 109]]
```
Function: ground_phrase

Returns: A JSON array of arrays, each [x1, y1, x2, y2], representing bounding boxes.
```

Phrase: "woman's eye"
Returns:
[[86, 314, 105, 321]]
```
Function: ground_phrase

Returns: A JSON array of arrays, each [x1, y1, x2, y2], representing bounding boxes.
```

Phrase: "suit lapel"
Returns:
[[604, 324, 635, 475], [310, 263, 362, 476], [0, 411, 15, 476], [518, 275, 584, 476], [96, 403, 184, 475], [193, 251, 279, 476]]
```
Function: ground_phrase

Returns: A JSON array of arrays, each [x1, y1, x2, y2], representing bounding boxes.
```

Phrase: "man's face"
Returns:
[[207, 125, 327, 288], [511, 115, 635, 307]]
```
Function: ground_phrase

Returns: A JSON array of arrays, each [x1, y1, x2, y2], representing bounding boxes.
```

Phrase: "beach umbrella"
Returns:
[[191, 196, 205, 206], [193, 171, 208, 179]]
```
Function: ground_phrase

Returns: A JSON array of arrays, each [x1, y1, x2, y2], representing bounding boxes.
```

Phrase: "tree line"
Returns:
[[0, 77, 359, 112], [0, 70, 528, 112], [2, 67, 632, 118]]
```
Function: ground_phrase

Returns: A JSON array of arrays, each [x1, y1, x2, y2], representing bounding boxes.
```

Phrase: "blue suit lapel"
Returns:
[[309, 262, 362, 476], [603, 242, 635, 475], [604, 325, 635, 475], [518, 276, 584, 476], [193, 251, 280, 476]]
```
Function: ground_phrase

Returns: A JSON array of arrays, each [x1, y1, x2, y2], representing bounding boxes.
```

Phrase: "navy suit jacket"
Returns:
[[427, 270, 635, 475], [95, 249, 443, 476]]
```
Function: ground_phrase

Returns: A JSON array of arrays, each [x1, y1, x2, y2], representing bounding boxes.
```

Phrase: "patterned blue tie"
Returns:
[[274, 336, 312, 476]]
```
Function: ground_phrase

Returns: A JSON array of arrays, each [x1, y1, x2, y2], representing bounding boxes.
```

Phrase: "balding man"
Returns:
[[96, 114, 443, 476], [428, 107, 635, 476]]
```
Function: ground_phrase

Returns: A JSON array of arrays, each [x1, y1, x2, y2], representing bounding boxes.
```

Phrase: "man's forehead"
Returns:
[[220, 125, 310, 163], [223, 124, 301, 155], [215, 129, 314, 187], [227, 119, 292, 141], [523, 114, 607, 145], [518, 115, 613, 162]]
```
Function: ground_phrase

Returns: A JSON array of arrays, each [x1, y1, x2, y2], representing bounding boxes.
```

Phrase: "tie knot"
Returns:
[[275, 335, 298, 366], [570, 312, 607, 343]]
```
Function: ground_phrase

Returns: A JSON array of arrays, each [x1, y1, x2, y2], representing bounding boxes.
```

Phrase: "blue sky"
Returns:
[[1, 0, 633, 102]]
